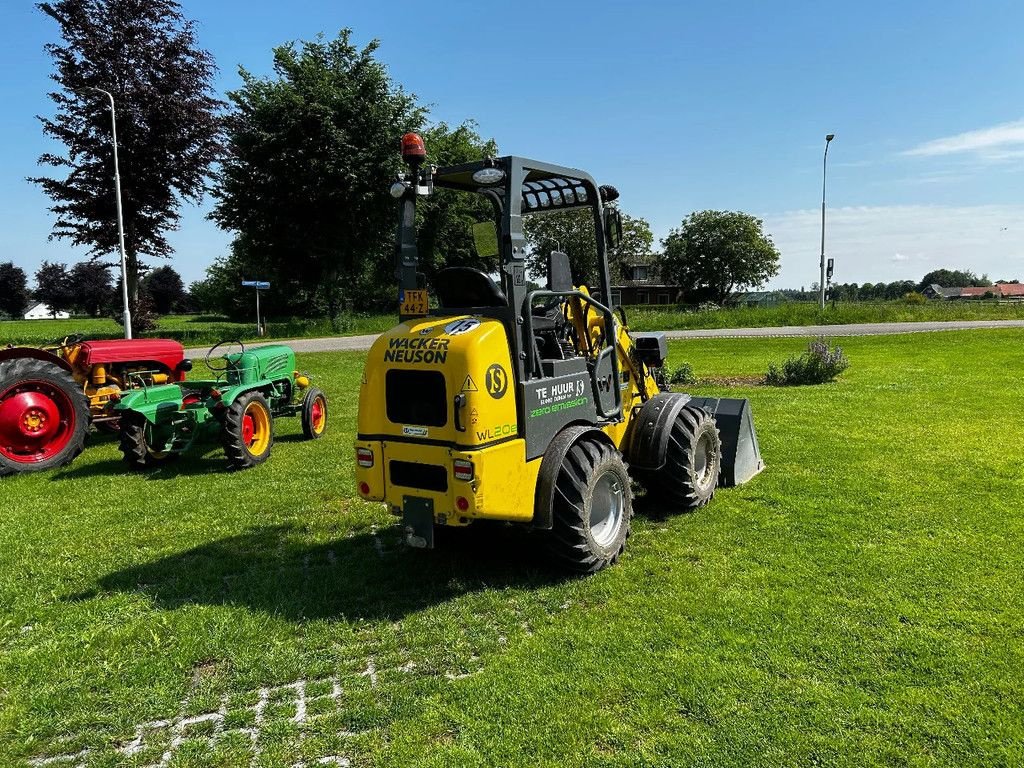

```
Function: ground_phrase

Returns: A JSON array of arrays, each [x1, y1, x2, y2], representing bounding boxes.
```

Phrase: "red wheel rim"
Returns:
[[0, 380, 77, 464], [242, 413, 255, 446], [311, 397, 325, 433]]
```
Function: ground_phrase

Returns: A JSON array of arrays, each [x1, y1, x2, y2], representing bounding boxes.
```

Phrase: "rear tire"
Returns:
[[118, 411, 177, 470], [545, 438, 632, 573], [639, 404, 721, 509], [0, 357, 89, 476], [300, 387, 327, 440], [221, 391, 274, 470]]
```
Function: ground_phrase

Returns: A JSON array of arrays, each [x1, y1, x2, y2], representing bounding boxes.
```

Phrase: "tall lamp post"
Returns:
[[819, 133, 835, 310], [85, 86, 132, 338]]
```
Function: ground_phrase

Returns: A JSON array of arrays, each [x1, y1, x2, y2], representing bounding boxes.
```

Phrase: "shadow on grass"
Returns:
[[68, 523, 568, 622], [50, 449, 231, 480]]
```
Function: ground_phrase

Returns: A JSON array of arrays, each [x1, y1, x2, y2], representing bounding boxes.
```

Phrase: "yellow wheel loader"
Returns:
[[355, 133, 763, 572]]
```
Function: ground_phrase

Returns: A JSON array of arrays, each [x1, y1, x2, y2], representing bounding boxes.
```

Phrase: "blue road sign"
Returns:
[[241, 280, 271, 289]]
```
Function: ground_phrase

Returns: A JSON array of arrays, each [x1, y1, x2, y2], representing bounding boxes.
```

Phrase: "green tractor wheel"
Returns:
[[300, 387, 328, 440], [119, 411, 177, 470], [221, 391, 274, 470]]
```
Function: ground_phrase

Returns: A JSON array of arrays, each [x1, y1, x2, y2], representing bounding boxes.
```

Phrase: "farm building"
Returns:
[[23, 302, 70, 320], [924, 283, 1024, 300]]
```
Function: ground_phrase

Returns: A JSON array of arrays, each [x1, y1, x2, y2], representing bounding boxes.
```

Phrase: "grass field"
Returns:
[[1, 331, 1023, 766], [0, 313, 397, 348], [4, 301, 1024, 350]]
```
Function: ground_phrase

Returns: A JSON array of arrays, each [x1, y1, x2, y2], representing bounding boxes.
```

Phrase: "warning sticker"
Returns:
[[461, 375, 478, 392]]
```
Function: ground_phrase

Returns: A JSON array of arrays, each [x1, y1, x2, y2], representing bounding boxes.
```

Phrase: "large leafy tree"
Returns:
[[917, 268, 991, 290], [68, 260, 112, 315], [31, 0, 223, 335], [0, 263, 31, 319], [416, 122, 499, 281], [660, 210, 781, 304], [141, 265, 187, 314], [524, 210, 653, 286], [211, 30, 425, 320], [33, 261, 76, 316]]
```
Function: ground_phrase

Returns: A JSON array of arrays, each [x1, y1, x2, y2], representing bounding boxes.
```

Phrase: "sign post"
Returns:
[[241, 280, 271, 336]]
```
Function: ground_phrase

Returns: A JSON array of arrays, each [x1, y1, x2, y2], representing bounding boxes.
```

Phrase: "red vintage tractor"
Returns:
[[0, 336, 191, 476]]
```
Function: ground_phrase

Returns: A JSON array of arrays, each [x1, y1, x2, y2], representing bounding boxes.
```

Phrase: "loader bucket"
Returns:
[[687, 397, 764, 487]]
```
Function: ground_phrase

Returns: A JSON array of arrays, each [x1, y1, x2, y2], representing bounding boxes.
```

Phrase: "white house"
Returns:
[[23, 302, 70, 320]]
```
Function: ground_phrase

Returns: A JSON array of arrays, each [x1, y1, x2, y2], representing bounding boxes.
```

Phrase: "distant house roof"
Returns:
[[998, 283, 1024, 297], [927, 284, 1020, 299]]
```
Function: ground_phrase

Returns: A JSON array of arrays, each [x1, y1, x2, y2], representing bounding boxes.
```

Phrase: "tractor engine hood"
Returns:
[[358, 315, 519, 449]]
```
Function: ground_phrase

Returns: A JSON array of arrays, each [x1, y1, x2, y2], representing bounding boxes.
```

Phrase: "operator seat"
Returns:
[[433, 267, 507, 308]]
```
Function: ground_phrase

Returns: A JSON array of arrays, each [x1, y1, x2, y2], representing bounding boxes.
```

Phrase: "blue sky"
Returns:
[[2, 0, 1023, 290]]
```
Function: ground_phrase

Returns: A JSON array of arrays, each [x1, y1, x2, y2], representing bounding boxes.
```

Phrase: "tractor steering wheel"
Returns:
[[205, 339, 246, 371]]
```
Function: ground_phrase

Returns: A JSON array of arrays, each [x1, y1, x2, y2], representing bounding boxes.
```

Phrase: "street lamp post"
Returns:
[[819, 133, 835, 310], [86, 87, 132, 338]]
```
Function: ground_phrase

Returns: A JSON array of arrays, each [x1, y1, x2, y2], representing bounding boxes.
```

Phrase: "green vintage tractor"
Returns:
[[112, 341, 327, 470]]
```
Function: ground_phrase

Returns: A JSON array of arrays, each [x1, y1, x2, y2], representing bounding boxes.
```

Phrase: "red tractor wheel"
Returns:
[[0, 357, 89, 476], [301, 387, 328, 440]]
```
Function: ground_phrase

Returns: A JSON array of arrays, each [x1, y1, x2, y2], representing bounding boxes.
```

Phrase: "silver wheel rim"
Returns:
[[694, 431, 713, 488], [590, 470, 625, 548]]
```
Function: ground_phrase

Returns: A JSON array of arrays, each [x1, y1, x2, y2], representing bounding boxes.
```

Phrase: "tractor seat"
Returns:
[[433, 267, 507, 308]]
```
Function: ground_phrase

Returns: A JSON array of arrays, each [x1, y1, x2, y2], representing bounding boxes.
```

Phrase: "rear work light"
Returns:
[[356, 448, 374, 468], [453, 459, 474, 482]]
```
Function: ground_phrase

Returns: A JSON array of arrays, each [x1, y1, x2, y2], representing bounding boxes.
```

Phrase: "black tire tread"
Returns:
[[641, 404, 722, 509], [220, 391, 274, 470], [300, 387, 327, 440], [546, 438, 632, 573], [118, 411, 177, 470], [0, 357, 89, 476]]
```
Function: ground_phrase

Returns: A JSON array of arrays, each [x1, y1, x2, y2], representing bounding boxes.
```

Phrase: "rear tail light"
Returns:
[[356, 448, 374, 468], [453, 459, 474, 482]]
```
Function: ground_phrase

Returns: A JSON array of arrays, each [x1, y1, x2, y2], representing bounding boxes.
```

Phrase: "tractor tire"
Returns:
[[118, 411, 177, 470], [221, 391, 274, 470], [639, 404, 722, 510], [300, 387, 328, 440], [0, 357, 89, 477], [545, 438, 632, 573]]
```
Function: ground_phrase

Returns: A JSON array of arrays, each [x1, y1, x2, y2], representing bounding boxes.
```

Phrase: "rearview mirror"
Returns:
[[604, 208, 623, 249], [472, 221, 499, 258]]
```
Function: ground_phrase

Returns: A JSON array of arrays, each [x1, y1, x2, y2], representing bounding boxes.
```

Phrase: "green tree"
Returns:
[[660, 211, 781, 304], [33, 261, 76, 317], [525, 210, 653, 286], [918, 269, 991, 291], [211, 30, 425, 320], [67, 260, 112, 316], [416, 122, 499, 281], [0, 262, 31, 319], [141, 265, 187, 314], [31, 0, 223, 336]]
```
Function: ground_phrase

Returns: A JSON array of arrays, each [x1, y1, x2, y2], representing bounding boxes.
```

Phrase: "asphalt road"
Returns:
[[185, 318, 1024, 357]]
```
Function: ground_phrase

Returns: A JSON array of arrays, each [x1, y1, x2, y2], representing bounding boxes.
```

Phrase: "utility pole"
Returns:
[[86, 87, 132, 338], [820, 133, 835, 310]]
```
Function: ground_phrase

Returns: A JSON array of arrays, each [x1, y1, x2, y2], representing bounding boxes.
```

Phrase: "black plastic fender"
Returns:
[[532, 424, 616, 530], [625, 392, 692, 472]]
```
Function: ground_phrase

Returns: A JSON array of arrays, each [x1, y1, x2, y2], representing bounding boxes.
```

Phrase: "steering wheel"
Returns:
[[58, 333, 86, 347], [205, 339, 246, 371]]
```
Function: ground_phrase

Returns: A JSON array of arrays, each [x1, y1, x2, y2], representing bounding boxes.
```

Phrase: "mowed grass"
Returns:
[[1, 331, 1023, 766], [0, 313, 397, 347]]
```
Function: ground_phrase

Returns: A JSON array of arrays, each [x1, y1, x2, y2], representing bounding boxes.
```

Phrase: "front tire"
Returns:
[[221, 391, 274, 470], [0, 357, 89, 476], [300, 387, 327, 440], [545, 439, 632, 573], [118, 411, 177, 470], [639, 404, 722, 509]]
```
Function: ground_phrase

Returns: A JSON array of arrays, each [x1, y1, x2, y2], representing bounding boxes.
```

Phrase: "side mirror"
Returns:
[[472, 221, 499, 258], [604, 208, 623, 249], [548, 251, 573, 293]]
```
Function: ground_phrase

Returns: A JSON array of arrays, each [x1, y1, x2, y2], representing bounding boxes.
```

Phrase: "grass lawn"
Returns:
[[1, 330, 1022, 766]]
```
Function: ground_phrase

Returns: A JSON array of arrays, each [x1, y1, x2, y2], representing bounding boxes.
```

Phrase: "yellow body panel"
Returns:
[[358, 316, 518, 448], [356, 305, 661, 528]]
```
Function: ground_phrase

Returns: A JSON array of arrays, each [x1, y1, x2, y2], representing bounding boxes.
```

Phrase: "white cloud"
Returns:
[[903, 119, 1024, 160], [762, 205, 1024, 288]]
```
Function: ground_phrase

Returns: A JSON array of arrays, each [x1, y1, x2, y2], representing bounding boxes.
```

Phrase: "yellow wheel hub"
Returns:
[[243, 401, 271, 455]]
